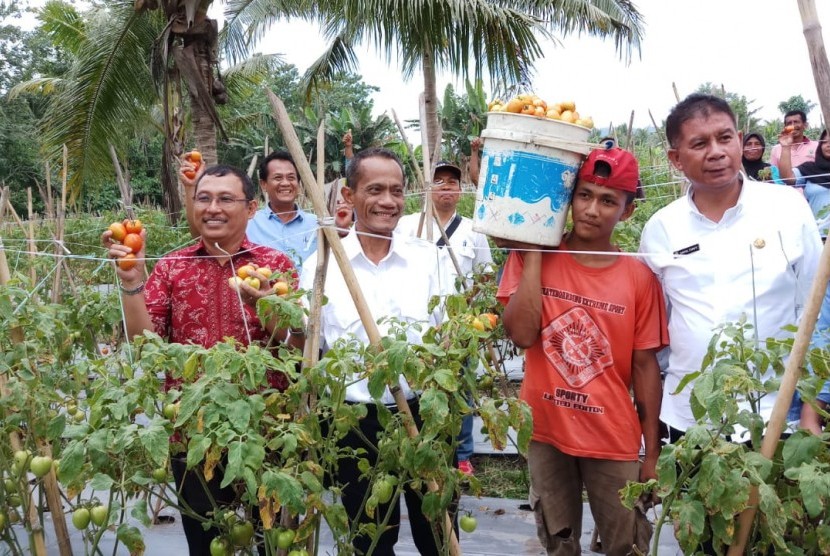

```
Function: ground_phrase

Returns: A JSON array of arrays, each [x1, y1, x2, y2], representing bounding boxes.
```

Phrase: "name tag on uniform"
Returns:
[[674, 244, 700, 256]]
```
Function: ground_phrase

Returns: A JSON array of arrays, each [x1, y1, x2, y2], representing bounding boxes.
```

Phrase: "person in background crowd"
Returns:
[[741, 132, 772, 181], [778, 129, 830, 235], [770, 109, 818, 168], [397, 160, 493, 476], [246, 151, 318, 270], [499, 145, 666, 556]]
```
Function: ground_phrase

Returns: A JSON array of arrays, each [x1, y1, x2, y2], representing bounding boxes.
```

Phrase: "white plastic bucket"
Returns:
[[473, 112, 592, 246]]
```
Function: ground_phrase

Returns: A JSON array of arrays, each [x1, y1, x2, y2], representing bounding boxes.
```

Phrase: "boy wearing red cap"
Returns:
[[497, 146, 668, 556]]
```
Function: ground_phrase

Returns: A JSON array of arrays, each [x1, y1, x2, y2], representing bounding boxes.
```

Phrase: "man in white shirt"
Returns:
[[397, 160, 492, 476], [640, 94, 822, 440], [300, 148, 455, 556]]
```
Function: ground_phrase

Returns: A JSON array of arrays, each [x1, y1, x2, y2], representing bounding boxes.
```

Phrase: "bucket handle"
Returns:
[[481, 128, 597, 155]]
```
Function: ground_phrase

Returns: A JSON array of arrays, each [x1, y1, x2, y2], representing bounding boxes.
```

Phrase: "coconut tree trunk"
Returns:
[[422, 47, 441, 170]]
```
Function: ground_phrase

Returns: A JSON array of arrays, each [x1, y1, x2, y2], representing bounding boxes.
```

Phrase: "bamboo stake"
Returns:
[[672, 82, 681, 102], [27, 188, 36, 284], [51, 145, 68, 303], [0, 189, 50, 556], [625, 110, 635, 151], [246, 154, 259, 179], [45, 161, 54, 220], [267, 91, 461, 556], [729, 1, 830, 552]]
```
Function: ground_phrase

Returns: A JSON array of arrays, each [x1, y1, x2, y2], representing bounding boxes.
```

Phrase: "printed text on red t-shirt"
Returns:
[[541, 287, 626, 314], [543, 388, 604, 414]]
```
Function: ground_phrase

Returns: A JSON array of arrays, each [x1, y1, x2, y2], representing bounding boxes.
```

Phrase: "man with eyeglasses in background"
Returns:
[[104, 163, 302, 554], [397, 161, 493, 476], [246, 150, 319, 270]]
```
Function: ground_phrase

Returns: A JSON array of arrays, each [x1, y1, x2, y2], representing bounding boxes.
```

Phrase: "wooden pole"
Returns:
[[625, 110, 635, 151], [51, 145, 68, 303], [27, 188, 36, 284], [729, 2, 830, 552], [267, 91, 461, 556]]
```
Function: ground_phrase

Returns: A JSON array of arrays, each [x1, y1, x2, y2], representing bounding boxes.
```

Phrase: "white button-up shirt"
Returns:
[[397, 212, 493, 280], [300, 230, 454, 404], [640, 177, 822, 431]]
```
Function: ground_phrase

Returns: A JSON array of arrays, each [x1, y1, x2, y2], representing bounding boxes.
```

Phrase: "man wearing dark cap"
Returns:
[[497, 147, 667, 556], [398, 160, 493, 476]]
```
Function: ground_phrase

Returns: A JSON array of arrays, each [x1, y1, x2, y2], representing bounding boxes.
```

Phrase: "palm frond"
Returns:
[[39, 1, 161, 200], [39, 0, 87, 56], [8, 77, 66, 99], [299, 34, 359, 104], [222, 0, 318, 66]]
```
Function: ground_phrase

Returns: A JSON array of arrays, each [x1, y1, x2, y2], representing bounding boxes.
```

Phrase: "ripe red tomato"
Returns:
[[123, 233, 143, 253], [118, 253, 137, 271], [108, 222, 127, 242], [124, 219, 143, 234]]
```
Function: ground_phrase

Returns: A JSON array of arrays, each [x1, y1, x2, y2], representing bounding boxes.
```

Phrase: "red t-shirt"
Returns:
[[145, 238, 297, 392], [497, 245, 668, 461]]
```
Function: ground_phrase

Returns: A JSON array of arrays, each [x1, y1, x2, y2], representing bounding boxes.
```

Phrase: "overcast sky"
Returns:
[[13, 1, 829, 135], [217, 0, 828, 134]]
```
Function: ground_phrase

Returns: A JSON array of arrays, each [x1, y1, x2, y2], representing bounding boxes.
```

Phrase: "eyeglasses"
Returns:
[[193, 195, 250, 207]]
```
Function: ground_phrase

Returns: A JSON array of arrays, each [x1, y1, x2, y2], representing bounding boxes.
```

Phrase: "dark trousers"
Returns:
[[336, 398, 456, 556], [171, 457, 237, 555], [171, 458, 266, 556]]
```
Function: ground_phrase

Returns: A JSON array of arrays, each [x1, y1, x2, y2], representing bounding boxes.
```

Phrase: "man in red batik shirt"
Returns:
[[103, 163, 302, 555]]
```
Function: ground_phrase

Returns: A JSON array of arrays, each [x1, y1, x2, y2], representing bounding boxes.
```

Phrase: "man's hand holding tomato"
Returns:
[[179, 151, 205, 189], [230, 268, 277, 308], [102, 226, 147, 287]]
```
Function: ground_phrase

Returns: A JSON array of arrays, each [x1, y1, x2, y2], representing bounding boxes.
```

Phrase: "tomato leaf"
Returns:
[[89, 472, 114, 491]]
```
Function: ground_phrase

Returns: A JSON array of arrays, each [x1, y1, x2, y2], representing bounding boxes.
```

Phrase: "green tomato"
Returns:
[[375, 478, 393, 504], [276, 528, 296, 549], [209, 537, 230, 556], [7, 494, 22, 507], [0, 512, 6, 529], [4, 478, 18, 494], [90, 505, 108, 527], [288, 550, 309, 556], [231, 520, 254, 547], [151, 467, 168, 483], [30, 456, 53, 478], [460, 514, 477, 533], [162, 403, 179, 420], [13, 450, 30, 469], [72, 508, 91, 530], [73, 411, 85, 423]]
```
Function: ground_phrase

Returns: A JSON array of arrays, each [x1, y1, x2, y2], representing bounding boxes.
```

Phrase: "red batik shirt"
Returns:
[[144, 238, 297, 392]]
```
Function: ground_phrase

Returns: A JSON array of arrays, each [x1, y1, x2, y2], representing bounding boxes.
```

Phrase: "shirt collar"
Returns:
[[342, 228, 402, 264], [193, 236, 257, 260], [268, 203, 305, 223], [685, 172, 747, 218]]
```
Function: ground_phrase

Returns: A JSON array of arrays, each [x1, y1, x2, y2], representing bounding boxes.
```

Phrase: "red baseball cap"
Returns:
[[578, 147, 639, 193]]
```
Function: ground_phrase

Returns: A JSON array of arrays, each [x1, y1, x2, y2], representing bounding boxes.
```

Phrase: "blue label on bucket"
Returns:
[[481, 150, 578, 214]]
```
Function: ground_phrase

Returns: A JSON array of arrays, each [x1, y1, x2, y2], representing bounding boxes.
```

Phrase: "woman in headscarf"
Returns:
[[742, 132, 772, 180], [779, 128, 830, 234]]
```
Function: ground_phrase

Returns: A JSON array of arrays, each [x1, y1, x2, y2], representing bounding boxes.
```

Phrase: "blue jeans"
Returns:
[[787, 285, 830, 421], [457, 413, 474, 461]]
